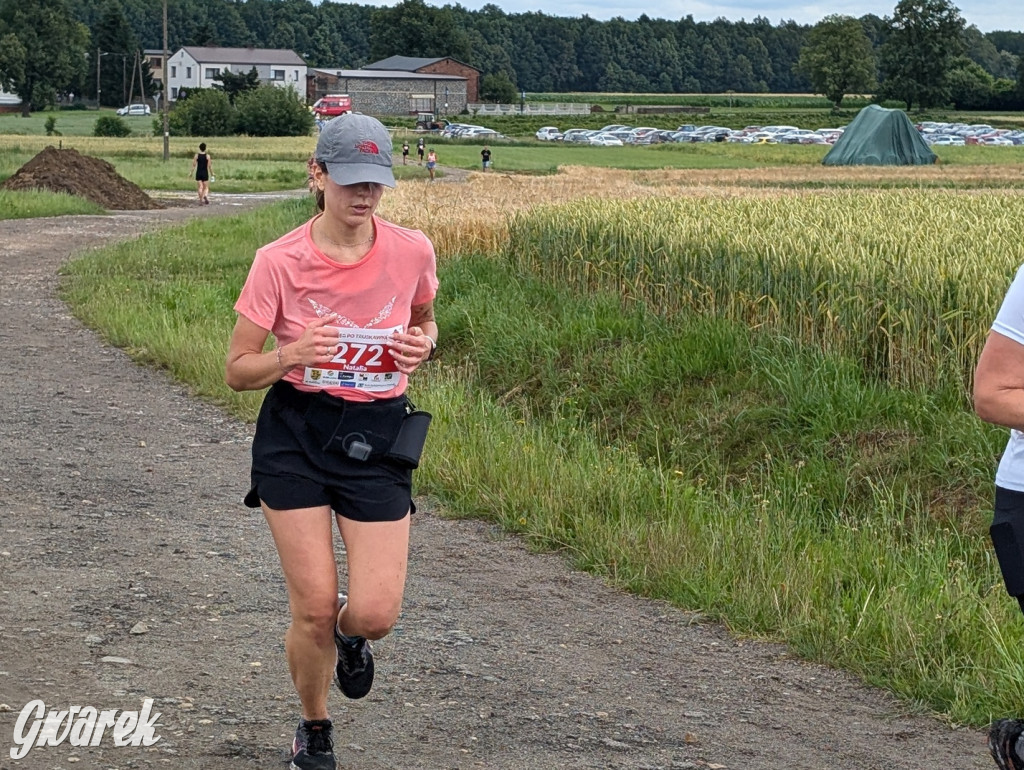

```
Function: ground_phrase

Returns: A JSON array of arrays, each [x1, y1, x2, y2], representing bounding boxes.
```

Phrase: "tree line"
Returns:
[[1, 0, 1023, 116]]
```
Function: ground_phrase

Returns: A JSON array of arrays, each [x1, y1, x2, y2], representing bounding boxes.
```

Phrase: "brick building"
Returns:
[[363, 56, 481, 104], [307, 68, 467, 118]]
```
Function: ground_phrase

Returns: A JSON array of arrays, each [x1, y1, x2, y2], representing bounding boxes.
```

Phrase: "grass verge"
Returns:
[[0, 189, 105, 219], [57, 193, 1024, 725]]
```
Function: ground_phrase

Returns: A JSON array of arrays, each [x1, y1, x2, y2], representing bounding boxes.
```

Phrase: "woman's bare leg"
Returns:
[[264, 504, 338, 721], [335, 513, 410, 640]]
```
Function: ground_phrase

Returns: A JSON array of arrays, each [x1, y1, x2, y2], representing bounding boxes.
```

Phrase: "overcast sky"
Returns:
[[419, 0, 1016, 33]]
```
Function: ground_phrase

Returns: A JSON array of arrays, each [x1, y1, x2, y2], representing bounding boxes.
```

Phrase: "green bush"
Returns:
[[168, 88, 234, 137], [93, 115, 131, 137], [44, 116, 60, 136], [234, 85, 314, 137]]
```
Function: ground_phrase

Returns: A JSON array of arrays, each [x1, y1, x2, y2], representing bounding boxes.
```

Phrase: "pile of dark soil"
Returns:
[[0, 145, 162, 210]]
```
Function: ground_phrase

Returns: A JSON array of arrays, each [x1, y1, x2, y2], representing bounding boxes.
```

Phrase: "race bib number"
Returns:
[[303, 325, 401, 392]]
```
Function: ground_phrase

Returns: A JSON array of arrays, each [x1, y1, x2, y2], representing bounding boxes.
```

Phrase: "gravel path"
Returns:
[[0, 195, 991, 770]]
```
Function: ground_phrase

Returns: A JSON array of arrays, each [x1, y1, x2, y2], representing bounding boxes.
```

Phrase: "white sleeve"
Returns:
[[992, 265, 1024, 347]]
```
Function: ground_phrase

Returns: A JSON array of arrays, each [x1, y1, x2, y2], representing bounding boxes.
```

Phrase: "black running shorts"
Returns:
[[244, 382, 414, 522]]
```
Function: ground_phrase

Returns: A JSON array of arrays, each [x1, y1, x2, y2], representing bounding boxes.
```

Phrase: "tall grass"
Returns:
[[56, 171, 1024, 724], [502, 192, 1024, 397], [417, 254, 1018, 724]]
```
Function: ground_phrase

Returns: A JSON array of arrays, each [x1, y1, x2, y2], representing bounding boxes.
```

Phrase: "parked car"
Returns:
[[116, 103, 150, 116], [628, 127, 663, 144], [561, 129, 594, 143], [606, 130, 636, 143], [777, 129, 818, 144], [588, 133, 624, 146], [760, 125, 801, 137], [461, 127, 507, 141], [696, 126, 732, 142], [441, 123, 475, 137], [535, 126, 563, 141]]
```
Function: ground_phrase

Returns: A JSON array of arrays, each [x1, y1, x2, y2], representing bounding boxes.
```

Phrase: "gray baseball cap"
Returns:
[[315, 113, 395, 188]]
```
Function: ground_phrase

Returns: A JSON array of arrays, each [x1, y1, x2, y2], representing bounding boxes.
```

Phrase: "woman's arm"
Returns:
[[975, 330, 1024, 431], [224, 315, 275, 392], [409, 301, 437, 348], [226, 313, 343, 392]]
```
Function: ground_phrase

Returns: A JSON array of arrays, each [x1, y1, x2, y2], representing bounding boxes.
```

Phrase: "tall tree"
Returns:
[[479, 71, 516, 102], [1018, 55, 1024, 103], [91, 0, 147, 107], [945, 55, 993, 108], [0, 0, 89, 115], [797, 15, 876, 108], [879, 0, 965, 110], [212, 66, 261, 104], [368, 0, 472, 62]]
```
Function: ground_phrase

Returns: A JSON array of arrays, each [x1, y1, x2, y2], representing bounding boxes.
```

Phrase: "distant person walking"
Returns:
[[426, 149, 437, 181], [191, 143, 212, 205], [481, 145, 491, 171], [417, 137, 425, 165], [402, 141, 410, 165]]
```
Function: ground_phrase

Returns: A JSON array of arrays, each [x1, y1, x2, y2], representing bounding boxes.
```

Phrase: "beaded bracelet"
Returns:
[[275, 346, 286, 372]]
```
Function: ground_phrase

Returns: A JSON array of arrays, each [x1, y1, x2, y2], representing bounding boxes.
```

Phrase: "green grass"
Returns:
[[0, 107, 159, 137], [56, 193, 1024, 725], [4, 108, 1024, 205], [0, 188, 105, 219], [427, 256, 1011, 723], [5, 138, 1023, 200], [401, 140, 835, 172]]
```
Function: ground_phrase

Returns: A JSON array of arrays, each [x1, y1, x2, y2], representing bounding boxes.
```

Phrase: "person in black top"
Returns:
[[401, 141, 410, 165], [191, 142, 213, 205], [417, 138, 425, 165], [481, 146, 492, 171]]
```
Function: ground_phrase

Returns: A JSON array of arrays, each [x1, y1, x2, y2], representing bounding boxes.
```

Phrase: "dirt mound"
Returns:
[[1, 146, 162, 210]]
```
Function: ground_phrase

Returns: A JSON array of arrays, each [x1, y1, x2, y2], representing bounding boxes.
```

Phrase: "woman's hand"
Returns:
[[289, 314, 341, 368], [388, 326, 434, 375]]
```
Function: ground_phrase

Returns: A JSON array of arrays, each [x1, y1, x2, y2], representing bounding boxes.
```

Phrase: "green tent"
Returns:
[[822, 105, 937, 166]]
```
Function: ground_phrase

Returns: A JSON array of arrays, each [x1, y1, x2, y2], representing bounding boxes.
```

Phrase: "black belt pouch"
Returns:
[[318, 398, 406, 460], [386, 410, 433, 468]]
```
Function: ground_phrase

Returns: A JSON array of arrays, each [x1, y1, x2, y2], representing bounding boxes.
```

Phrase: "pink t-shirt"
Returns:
[[234, 214, 438, 401]]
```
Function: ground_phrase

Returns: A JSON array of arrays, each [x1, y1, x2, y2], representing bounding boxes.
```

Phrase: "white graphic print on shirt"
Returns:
[[302, 299, 402, 392]]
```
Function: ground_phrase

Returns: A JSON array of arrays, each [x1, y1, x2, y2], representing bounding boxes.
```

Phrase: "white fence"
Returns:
[[469, 102, 591, 116]]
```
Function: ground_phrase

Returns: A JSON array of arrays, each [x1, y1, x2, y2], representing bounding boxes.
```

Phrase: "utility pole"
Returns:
[[162, 0, 169, 161], [96, 48, 101, 109]]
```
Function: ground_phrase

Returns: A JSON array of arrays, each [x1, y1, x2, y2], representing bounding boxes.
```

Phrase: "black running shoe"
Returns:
[[333, 595, 374, 699], [990, 719, 1024, 770], [290, 718, 335, 770]]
